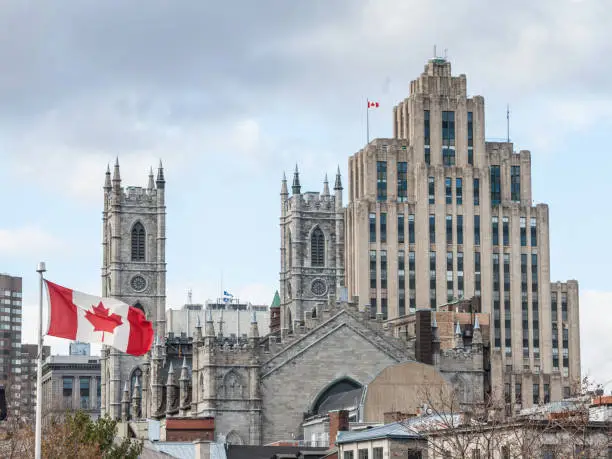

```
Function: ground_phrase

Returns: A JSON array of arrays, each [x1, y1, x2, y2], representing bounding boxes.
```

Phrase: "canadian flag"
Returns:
[[368, 101, 380, 108], [45, 280, 154, 356]]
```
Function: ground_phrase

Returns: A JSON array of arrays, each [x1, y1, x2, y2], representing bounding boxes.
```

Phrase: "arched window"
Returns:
[[131, 222, 146, 261], [311, 227, 325, 267]]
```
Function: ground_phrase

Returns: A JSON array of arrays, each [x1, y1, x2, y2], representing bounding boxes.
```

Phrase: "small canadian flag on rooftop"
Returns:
[[45, 280, 153, 356], [368, 100, 379, 108]]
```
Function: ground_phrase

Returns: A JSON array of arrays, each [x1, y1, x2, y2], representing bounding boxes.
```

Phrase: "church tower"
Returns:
[[100, 159, 167, 419], [279, 166, 344, 336]]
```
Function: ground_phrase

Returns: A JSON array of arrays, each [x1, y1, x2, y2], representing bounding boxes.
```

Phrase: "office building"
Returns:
[[343, 56, 580, 408], [0, 274, 23, 418], [20, 343, 50, 421]]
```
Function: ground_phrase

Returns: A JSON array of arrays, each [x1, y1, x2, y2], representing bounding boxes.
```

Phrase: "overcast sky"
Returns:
[[0, 0, 610, 387]]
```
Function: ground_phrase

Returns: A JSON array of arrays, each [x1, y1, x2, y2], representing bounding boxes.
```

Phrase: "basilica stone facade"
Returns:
[[100, 160, 486, 445]]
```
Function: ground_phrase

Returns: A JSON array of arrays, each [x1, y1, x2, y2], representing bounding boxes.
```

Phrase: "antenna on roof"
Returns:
[[444, 48, 448, 60], [433, 44, 437, 58], [506, 104, 510, 143], [187, 288, 192, 305]]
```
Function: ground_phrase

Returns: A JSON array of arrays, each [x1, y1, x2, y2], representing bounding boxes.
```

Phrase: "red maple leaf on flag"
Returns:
[[85, 301, 123, 342]]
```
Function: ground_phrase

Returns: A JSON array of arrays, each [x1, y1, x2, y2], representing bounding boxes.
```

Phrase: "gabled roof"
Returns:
[[336, 422, 422, 444]]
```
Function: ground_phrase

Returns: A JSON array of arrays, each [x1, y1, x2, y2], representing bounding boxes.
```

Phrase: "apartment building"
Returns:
[[344, 56, 580, 409], [0, 274, 23, 418], [20, 343, 50, 421]]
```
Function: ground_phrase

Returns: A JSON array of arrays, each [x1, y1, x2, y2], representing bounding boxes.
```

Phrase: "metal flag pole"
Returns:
[[35, 261, 47, 459], [366, 98, 370, 144]]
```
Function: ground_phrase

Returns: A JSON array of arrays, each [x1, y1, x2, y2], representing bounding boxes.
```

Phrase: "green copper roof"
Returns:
[[271, 290, 281, 308]]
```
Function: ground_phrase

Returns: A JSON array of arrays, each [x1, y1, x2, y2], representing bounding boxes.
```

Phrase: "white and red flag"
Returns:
[[367, 100, 379, 108], [45, 280, 154, 356]]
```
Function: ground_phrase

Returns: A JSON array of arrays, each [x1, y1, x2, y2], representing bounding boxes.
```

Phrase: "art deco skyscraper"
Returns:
[[345, 56, 580, 408]]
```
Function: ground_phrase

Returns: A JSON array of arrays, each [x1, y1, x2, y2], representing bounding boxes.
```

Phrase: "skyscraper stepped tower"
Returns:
[[343, 56, 580, 408]]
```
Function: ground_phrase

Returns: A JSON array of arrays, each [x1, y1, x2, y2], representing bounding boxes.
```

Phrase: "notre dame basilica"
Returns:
[[100, 160, 486, 445]]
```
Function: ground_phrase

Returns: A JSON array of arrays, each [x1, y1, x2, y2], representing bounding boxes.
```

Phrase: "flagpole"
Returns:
[[35, 261, 46, 459], [366, 98, 370, 144]]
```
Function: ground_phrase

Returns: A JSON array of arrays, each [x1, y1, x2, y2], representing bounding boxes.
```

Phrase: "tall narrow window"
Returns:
[[131, 222, 146, 261], [561, 292, 568, 322], [530, 217, 537, 246], [446, 215, 453, 244], [376, 161, 387, 201], [397, 161, 408, 202], [369, 213, 376, 243], [380, 213, 387, 243], [429, 251, 436, 309], [532, 253, 539, 357], [369, 250, 377, 289], [445, 177, 452, 204], [409, 251, 416, 311], [398, 214, 405, 243], [408, 214, 415, 244], [473, 178, 480, 206], [511, 165, 520, 202], [522, 254, 529, 358], [457, 215, 463, 245], [456, 178, 463, 205], [380, 250, 387, 290], [429, 215, 436, 244], [467, 111, 474, 165], [311, 227, 325, 267], [520, 217, 527, 246], [474, 215, 481, 245], [424, 110, 431, 165], [398, 250, 405, 316], [446, 251, 454, 302], [502, 217, 509, 246], [493, 253, 501, 348], [490, 165, 501, 205], [457, 252, 464, 298], [504, 253, 511, 352], [442, 111, 455, 166], [533, 384, 540, 405], [492, 216, 499, 246], [474, 251, 481, 296], [428, 176, 435, 204]]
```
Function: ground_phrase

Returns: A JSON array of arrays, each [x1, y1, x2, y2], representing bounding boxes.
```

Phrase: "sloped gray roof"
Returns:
[[336, 422, 422, 444], [316, 387, 363, 414]]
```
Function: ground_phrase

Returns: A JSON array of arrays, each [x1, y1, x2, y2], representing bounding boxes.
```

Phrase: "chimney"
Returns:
[[328, 409, 349, 447]]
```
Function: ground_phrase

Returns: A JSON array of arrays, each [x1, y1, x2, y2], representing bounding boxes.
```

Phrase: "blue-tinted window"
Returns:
[[473, 178, 480, 206], [445, 177, 452, 204], [380, 250, 387, 290], [562, 292, 568, 322], [474, 215, 480, 245], [429, 215, 436, 243], [492, 216, 499, 246], [520, 217, 527, 246], [424, 110, 431, 165], [428, 176, 435, 204], [457, 251, 464, 298], [457, 215, 463, 244], [474, 251, 481, 296], [397, 162, 408, 202], [408, 214, 415, 244], [467, 111, 474, 165], [502, 217, 509, 246], [369, 213, 376, 242], [490, 165, 501, 205], [530, 218, 537, 246], [493, 253, 501, 348], [429, 251, 436, 309], [380, 213, 387, 243], [446, 251, 453, 302], [446, 215, 453, 244], [456, 178, 463, 205], [511, 165, 520, 202], [398, 251, 405, 316], [376, 161, 387, 201], [442, 111, 455, 166], [369, 250, 376, 289], [398, 214, 405, 243]]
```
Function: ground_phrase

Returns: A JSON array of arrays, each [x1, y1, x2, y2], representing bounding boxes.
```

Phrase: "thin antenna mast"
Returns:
[[506, 104, 510, 143]]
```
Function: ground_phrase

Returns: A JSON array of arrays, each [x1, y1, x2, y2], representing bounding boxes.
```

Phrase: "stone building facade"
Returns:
[[343, 56, 580, 409], [100, 160, 167, 420]]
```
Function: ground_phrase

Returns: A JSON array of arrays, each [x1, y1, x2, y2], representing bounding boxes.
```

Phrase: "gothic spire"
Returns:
[[292, 164, 301, 195], [180, 357, 189, 381], [281, 171, 288, 196], [454, 321, 464, 349], [112, 157, 121, 185], [322, 174, 330, 196], [156, 159, 165, 188], [148, 166, 155, 191], [104, 164, 112, 190], [334, 165, 343, 191], [166, 362, 176, 385]]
